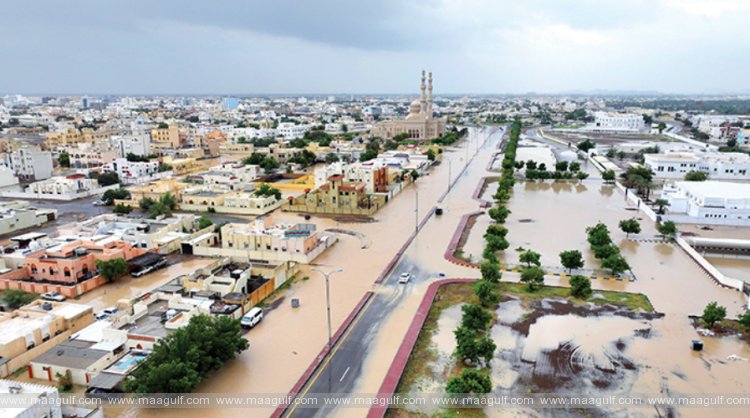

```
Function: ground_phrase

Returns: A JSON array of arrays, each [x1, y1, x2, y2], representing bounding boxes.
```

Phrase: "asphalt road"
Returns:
[[280, 257, 435, 418], [280, 128, 502, 418]]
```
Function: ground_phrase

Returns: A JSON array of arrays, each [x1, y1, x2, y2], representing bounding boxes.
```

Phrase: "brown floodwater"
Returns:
[[122, 127, 495, 418], [704, 256, 750, 284]]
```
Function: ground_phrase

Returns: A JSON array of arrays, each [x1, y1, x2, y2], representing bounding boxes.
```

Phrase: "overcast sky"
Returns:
[[1, 0, 748, 95]]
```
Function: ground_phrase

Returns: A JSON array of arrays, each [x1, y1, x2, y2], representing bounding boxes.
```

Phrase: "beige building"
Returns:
[[180, 188, 282, 216], [285, 175, 385, 215], [45, 127, 114, 148], [150, 125, 181, 149], [0, 300, 93, 378], [371, 70, 446, 141]]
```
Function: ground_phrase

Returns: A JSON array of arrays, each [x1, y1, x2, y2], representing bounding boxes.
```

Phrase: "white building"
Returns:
[[102, 158, 160, 184], [110, 133, 151, 157], [644, 151, 750, 180], [2, 174, 116, 201], [0, 165, 20, 188], [186, 162, 261, 191], [662, 181, 750, 226], [3, 147, 53, 181], [0, 201, 57, 236], [277, 122, 310, 139], [590, 112, 644, 133], [0, 379, 62, 418]]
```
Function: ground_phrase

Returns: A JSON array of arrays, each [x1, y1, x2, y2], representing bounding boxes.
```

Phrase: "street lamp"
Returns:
[[311, 267, 343, 353]]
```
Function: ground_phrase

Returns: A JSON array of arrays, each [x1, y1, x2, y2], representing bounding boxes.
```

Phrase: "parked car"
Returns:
[[92, 200, 106, 206], [40, 292, 66, 302], [398, 272, 411, 284], [95, 307, 119, 321], [435, 207, 444, 215], [240, 307, 264, 328]]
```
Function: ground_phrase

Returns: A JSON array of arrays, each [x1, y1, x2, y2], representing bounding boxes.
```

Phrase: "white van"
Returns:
[[241, 307, 264, 328]]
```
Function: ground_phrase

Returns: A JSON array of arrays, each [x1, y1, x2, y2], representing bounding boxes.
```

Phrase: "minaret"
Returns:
[[427, 71, 433, 118], [420, 69, 426, 114]]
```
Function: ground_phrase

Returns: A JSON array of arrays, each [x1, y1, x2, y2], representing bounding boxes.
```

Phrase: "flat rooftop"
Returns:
[[675, 181, 750, 198], [32, 339, 109, 369]]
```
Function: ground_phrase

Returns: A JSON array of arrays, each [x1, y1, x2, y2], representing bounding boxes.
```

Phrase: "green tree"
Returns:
[[654, 198, 670, 214], [426, 148, 436, 161], [657, 221, 677, 241], [91, 171, 121, 186], [95, 257, 129, 282], [701, 302, 727, 328], [657, 122, 667, 133], [738, 310, 750, 330], [525, 160, 538, 170], [601, 253, 630, 276], [325, 153, 339, 164], [485, 234, 509, 254], [586, 223, 612, 247], [684, 171, 708, 181], [488, 206, 511, 223], [445, 369, 493, 395], [2, 289, 36, 309], [56, 370, 73, 392], [577, 139, 595, 152], [569, 275, 592, 299], [461, 303, 492, 332], [559, 250, 584, 273], [139, 197, 156, 211], [480, 260, 501, 283], [593, 244, 620, 260], [619, 218, 641, 238], [410, 169, 419, 181], [125, 315, 248, 393], [555, 161, 569, 172], [112, 203, 133, 215], [58, 151, 70, 167], [520, 267, 545, 291], [198, 216, 213, 230], [519, 249, 541, 268], [474, 280, 500, 307], [602, 170, 616, 183], [485, 224, 508, 238], [569, 162, 581, 172], [454, 326, 495, 366], [101, 188, 131, 205]]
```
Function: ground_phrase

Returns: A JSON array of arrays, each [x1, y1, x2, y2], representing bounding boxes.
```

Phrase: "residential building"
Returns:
[[644, 151, 750, 180], [45, 127, 113, 148], [314, 161, 390, 194], [0, 300, 93, 378], [4, 174, 114, 201], [277, 122, 310, 139], [222, 97, 239, 111], [185, 162, 262, 190], [29, 319, 126, 386], [150, 124, 181, 149], [180, 187, 282, 215], [111, 133, 151, 157], [662, 181, 750, 226], [590, 112, 644, 132], [114, 178, 186, 207], [0, 380, 67, 418], [285, 175, 386, 215], [68, 146, 118, 169], [0, 165, 20, 188], [187, 218, 336, 264], [3, 147, 53, 181], [371, 70, 446, 140], [101, 158, 163, 184], [55, 213, 198, 254], [0, 201, 57, 236]]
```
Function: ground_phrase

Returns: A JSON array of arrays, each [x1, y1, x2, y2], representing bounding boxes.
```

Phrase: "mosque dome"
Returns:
[[409, 100, 422, 115]]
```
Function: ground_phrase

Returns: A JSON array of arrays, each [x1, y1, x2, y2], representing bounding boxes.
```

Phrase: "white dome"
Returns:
[[409, 100, 422, 115]]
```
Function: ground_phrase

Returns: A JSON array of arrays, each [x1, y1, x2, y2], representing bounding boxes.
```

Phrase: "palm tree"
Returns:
[[654, 198, 670, 214]]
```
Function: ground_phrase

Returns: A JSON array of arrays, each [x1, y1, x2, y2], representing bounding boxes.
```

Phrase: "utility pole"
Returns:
[[448, 159, 452, 192], [415, 187, 419, 233]]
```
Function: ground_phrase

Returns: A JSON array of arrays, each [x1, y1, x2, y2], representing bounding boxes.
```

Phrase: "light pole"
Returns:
[[311, 267, 343, 354], [448, 159, 452, 192], [415, 186, 419, 233]]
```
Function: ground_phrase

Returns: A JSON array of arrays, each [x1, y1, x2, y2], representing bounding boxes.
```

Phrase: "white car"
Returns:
[[40, 292, 66, 302], [95, 307, 119, 321], [398, 272, 411, 284], [92, 200, 106, 206], [241, 307, 264, 328]]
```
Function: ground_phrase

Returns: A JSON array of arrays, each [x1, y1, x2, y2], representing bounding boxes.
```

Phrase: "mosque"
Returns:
[[371, 70, 446, 141]]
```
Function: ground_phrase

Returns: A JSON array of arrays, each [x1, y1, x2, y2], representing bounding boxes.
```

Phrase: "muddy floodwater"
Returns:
[[705, 256, 750, 284], [405, 293, 750, 418]]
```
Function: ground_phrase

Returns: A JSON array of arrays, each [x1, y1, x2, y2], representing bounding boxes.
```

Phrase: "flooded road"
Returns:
[[124, 127, 496, 418]]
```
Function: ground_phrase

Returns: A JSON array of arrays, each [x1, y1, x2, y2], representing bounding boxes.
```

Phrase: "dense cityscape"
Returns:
[[2, 1, 750, 418]]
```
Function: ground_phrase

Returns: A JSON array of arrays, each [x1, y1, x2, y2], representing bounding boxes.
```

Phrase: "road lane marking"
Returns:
[[339, 366, 350, 382], [283, 295, 374, 417]]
